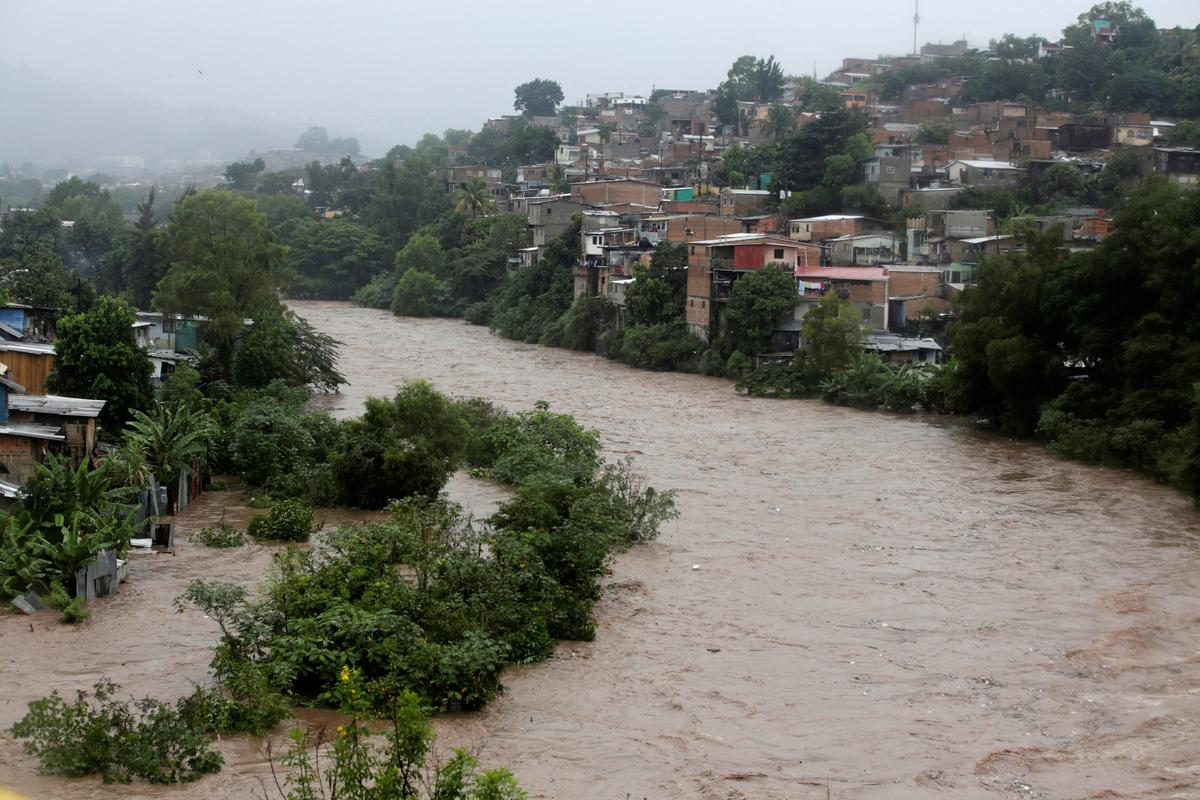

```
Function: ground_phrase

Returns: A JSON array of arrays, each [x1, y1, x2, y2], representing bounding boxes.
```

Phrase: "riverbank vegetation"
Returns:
[[177, 395, 676, 716], [11, 374, 675, 788]]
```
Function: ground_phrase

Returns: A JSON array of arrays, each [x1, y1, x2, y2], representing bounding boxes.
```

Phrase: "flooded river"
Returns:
[[2, 300, 1198, 799]]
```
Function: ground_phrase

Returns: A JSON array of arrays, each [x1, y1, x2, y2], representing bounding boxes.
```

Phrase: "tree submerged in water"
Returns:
[[270, 667, 525, 800]]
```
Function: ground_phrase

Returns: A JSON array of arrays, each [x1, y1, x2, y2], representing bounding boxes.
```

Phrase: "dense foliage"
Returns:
[[275, 669, 524, 800], [12, 680, 223, 784], [330, 381, 471, 508], [248, 498, 315, 542], [178, 398, 676, 716], [947, 176, 1200, 498], [47, 295, 153, 430]]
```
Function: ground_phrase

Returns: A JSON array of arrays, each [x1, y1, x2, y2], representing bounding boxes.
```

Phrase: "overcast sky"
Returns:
[[2, 0, 1196, 155]]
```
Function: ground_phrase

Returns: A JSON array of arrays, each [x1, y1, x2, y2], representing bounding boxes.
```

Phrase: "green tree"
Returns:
[[282, 218, 388, 299], [773, 108, 868, 193], [155, 190, 286, 365], [0, 250, 82, 311], [723, 264, 797, 356], [224, 159, 265, 191], [793, 78, 844, 111], [358, 156, 449, 249], [232, 310, 345, 392], [454, 177, 497, 219], [1103, 69, 1177, 114], [329, 381, 471, 508], [946, 229, 1069, 435], [125, 402, 214, 502], [47, 296, 153, 430], [43, 177, 125, 278], [123, 187, 164, 308], [296, 126, 359, 156], [513, 78, 564, 116], [916, 121, 954, 145], [800, 294, 864, 376], [720, 55, 786, 102], [760, 103, 796, 143], [395, 233, 447, 277], [391, 270, 449, 317]]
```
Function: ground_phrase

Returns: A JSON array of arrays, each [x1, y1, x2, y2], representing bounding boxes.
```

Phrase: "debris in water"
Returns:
[[692, 564, 700, 570]]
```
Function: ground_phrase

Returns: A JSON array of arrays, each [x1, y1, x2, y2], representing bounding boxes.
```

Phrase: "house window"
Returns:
[[546, 208, 552, 215], [162, 318, 175, 334], [773, 248, 785, 260]]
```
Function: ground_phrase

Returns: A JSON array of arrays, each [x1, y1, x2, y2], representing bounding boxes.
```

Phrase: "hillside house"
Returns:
[[636, 214, 741, 246], [527, 195, 583, 247], [944, 159, 1023, 187], [0, 342, 55, 395], [1152, 147, 1200, 185], [571, 178, 663, 208], [788, 215, 887, 242], [685, 234, 821, 342], [0, 369, 104, 486], [0, 303, 56, 342], [719, 189, 771, 218], [795, 266, 889, 330], [829, 234, 905, 266]]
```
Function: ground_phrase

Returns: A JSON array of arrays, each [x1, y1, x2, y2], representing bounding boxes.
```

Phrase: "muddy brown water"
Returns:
[[2, 300, 1198, 799]]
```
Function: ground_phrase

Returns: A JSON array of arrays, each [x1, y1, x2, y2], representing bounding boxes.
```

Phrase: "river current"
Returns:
[[1, 300, 1197, 799]]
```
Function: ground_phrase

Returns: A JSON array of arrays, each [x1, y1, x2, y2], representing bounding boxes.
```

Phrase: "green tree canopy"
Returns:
[[329, 381, 471, 508], [800, 294, 864, 377], [282, 218, 388, 299], [513, 78, 564, 116], [223, 159, 265, 191], [46, 296, 153, 430], [391, 270, 449, 317], [155, 190, 286, 360], [723, 264, 797, 356]]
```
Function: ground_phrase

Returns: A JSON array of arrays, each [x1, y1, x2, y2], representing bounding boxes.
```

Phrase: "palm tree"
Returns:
[[760, 103, 796, 143], [454, 177, 496, 218], [548, 165, 570, 193], [125, 402, 214, 507]]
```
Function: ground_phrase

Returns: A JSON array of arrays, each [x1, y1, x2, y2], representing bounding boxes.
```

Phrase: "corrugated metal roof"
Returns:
[[0, 423, 66, 441], [961, 235, 1013, 244], [947, 160, 1024, 170], [0, 342, 55, 355], [8, 394, 105, 418], [690, 233, 799, 246], [796, 266, 888, 281]]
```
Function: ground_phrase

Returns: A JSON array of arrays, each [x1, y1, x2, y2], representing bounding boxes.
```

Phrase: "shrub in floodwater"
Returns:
[[175, 400, 677, 716], [270, 668, 525, 800], [248, 498, 315, 542], [11, 679, 223, 784], [191, 521, 244, 548], [45, 580, 91, 624]]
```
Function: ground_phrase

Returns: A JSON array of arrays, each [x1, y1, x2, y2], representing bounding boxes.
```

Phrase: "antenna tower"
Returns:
[[913, 0, 920, 56]]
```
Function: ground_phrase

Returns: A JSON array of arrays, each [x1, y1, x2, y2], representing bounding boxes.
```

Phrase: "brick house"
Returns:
[[944, 159, 1024, 187], [571, 178, 663, 207], [685, 234, 820, 342], [794, 266, 890, 330], [788, 214, 887, 242], [718, 189, 771, 218]]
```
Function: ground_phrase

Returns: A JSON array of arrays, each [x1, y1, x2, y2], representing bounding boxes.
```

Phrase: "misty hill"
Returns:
[[0, 63, 299, 171]]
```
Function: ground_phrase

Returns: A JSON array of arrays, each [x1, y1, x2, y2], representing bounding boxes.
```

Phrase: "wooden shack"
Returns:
[[0, 342, 56, 395]]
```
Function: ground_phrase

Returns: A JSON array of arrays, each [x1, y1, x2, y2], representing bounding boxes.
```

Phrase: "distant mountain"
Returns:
[[0, 63, 300, 171]]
